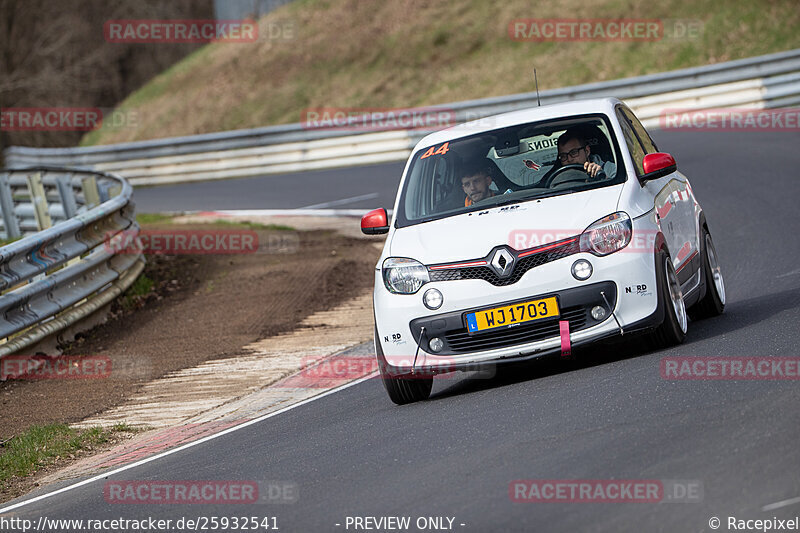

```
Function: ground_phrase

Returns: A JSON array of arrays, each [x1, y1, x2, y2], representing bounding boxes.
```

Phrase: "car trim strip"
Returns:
[[675, 250, 699, 273], [429, 260, 488, 270], [518, 237, 579, 258]]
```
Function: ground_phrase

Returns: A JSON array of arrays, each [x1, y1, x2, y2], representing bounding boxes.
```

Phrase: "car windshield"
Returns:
[[396, 114, 626, 227]]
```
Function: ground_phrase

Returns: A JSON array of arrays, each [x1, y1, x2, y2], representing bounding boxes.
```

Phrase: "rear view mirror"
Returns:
[[494, 131, 520, 157], [640, 152, 677, 184], [361, 208, 390, 235]]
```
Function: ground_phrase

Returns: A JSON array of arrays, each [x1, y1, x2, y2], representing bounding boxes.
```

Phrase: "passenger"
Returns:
[[461, 165, 495, 207], [556, 129, 616, 179]]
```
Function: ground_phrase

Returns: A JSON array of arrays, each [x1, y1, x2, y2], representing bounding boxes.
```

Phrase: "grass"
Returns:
[[0, 423, 135, 484], [81, 0, 800, 146], [210, 219, 294, 231], [122, 273, 154, 310], [136, 213, 294, 231], [0, 236, 22, 247], [136, 213, 174, 225], [126, 274, 154, 298]]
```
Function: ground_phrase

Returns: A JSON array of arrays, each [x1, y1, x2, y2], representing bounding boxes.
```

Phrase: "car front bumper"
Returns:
[[374, 223, 662, 374]]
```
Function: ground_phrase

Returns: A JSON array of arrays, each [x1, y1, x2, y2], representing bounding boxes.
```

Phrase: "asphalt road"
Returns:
[[5, 129, 800, 532], [132, 162, 407, 212]]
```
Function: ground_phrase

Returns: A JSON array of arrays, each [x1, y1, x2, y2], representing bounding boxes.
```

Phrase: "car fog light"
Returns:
[[591, 306, 606, 321], [423, 288, 443, 310], [429, 337, 444, 353], [571, 259, 593, 280]]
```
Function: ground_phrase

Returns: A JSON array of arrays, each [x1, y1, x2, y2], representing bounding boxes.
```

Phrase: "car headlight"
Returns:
[[580, 212, 632, 256], [382, 257, 430, 294]]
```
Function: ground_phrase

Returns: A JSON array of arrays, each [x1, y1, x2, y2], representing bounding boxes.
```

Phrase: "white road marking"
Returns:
[[0, 373, 377, 515], [300, 192, 379, 209], [762, 495, 800, 512], [776, 268, 800, 278]]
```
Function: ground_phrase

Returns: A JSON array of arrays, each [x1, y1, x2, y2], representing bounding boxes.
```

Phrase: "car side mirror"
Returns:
[[639, 152, 677, 184], [361, 208, 390, 235]]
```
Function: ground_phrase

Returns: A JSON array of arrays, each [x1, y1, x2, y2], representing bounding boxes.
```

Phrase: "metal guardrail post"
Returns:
[[26, 172, 52, 231], [0, 167, 143, 360], [107, 182, 122, 199], [0, 174, 21, 239], [81, 175, 101, 208], [56, 172, 78, 219]]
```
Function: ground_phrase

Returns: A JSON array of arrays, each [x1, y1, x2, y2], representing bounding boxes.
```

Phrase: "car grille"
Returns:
[[428, 239, 580, 286], [443, 305, 588, 353]]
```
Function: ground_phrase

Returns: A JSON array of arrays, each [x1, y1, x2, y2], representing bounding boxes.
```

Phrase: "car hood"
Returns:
[[390, 185, 624, 264]]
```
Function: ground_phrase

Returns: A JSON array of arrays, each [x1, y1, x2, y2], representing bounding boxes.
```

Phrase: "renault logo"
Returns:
[[490, 248, 515, 278]]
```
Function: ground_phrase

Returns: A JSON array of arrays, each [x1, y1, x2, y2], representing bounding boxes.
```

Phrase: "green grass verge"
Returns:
[[0, 236, 22, 247], [0, 423, 136, 484], [136, 213, 175, 225], [122, 273, 154, 310], [210, 219, 294, 231], [136, 214, 294, 231], [125, 274, 154, 298], [82, 0, 800, 146]]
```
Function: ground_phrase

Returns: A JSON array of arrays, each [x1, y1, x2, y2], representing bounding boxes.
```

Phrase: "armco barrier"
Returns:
[[0, 167, 143, 360], [4, 49, 800, 186]]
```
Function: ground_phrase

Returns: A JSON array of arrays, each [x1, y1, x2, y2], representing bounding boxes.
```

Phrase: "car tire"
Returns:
[[688, 227, 726, 320], [649, 250, 688, 348], [375, 328, 433, 405]]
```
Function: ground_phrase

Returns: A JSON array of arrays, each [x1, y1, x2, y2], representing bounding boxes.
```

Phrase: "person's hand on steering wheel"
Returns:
[[584, 161, 603, 178]]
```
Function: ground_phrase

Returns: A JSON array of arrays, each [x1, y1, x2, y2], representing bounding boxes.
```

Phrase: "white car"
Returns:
[[362, 97, 725, 404]]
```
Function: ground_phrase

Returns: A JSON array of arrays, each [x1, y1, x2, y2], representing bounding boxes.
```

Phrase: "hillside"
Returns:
[[82, 0, 800, 146]]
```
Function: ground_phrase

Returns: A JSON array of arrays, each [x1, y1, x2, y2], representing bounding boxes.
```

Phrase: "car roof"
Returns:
[[416, 97, 624, 148]]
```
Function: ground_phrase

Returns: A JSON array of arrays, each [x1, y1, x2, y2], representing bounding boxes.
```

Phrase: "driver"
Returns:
[[556, 129, 616, 179], [461, 164, 495, 207]]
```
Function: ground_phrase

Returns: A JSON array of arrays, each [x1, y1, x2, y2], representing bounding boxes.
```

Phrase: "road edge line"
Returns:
[[0, 372, 376, 514]]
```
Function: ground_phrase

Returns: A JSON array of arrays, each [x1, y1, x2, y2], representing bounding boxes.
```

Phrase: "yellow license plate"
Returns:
[[465, 296, 559, 333]]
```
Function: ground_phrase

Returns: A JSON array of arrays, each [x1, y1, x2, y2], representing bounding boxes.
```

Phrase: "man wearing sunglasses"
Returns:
[[556, 129, 616, 179]]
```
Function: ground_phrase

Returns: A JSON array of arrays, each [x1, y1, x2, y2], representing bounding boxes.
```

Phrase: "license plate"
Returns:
[[465, 296, 559, 333]]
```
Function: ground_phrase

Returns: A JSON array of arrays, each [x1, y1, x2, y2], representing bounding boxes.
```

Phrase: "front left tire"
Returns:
[[375, 327, 433, 405], [649, 250, 688, 348]]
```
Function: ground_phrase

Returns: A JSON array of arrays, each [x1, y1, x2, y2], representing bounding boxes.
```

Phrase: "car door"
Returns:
[[615, 105, 689, 270], [619, 107, 700, 287]]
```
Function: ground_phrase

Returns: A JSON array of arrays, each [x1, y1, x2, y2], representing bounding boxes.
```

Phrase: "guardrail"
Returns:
[[5, 49, 800, 186], [0, 167, 143, 360]]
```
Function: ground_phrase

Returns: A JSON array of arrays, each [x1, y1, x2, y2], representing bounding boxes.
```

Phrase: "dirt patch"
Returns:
[[0, 225, 381, 440]]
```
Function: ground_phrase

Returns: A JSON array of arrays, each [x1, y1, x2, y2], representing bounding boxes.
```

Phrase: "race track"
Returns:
[[5, 129, 800, 532]]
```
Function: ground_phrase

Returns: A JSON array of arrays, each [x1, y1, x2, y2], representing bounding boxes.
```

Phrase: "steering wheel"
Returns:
[[543, 164, 589, 188]]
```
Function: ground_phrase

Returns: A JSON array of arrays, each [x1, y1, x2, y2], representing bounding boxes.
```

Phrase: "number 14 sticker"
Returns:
[[419, 142, 449, 159]]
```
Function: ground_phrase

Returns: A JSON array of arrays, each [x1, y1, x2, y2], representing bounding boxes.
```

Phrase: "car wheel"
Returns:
[[688, 227, 726, 319], [650, 250, 688, 348], [375, 328, 433, 405]]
